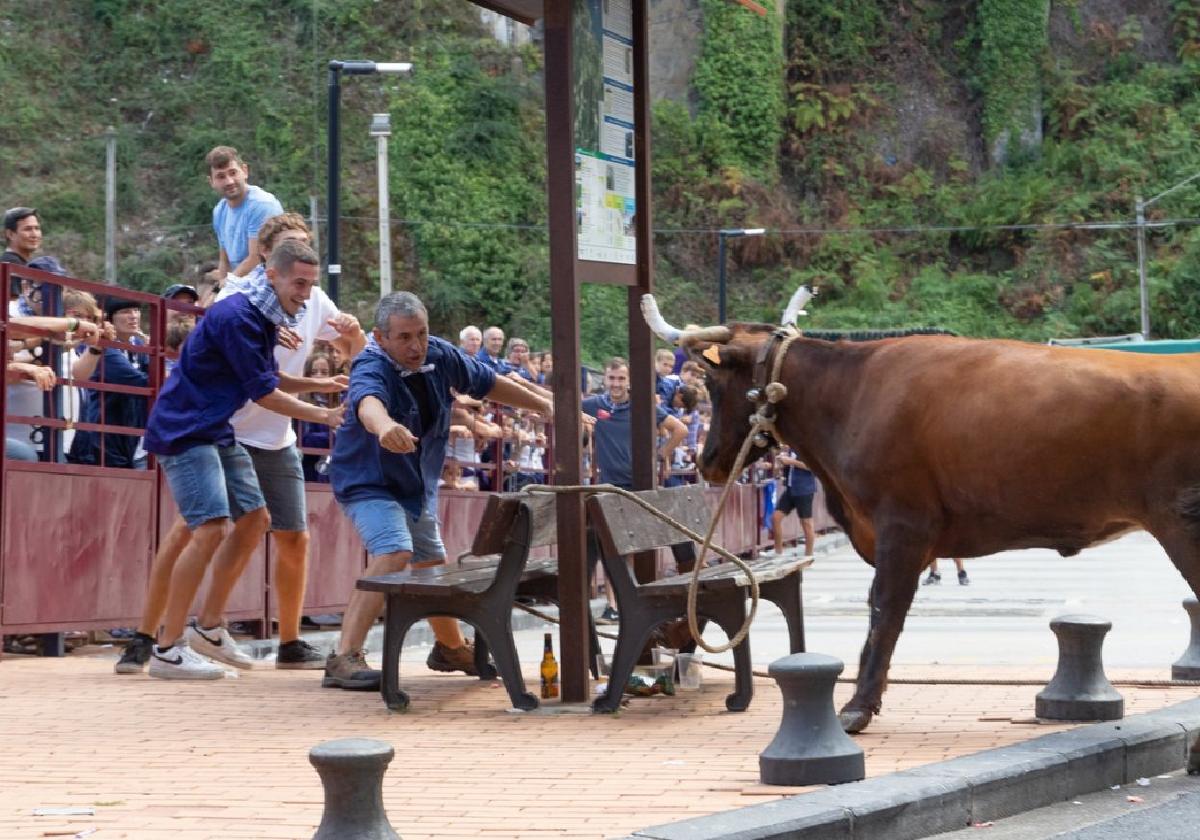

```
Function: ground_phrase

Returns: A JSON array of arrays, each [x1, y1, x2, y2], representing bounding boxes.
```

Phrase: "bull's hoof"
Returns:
[[838, 707, 873, 733]]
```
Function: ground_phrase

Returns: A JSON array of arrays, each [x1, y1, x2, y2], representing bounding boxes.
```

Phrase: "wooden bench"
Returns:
[[586, 485, 808, 713], [356, 490, 597, 712]]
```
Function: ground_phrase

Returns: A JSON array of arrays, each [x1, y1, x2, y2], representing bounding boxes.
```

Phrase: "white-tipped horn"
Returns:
[[641, 294, 733, 346], [781, 285, 817, 325], [641, 294, 682, 344]]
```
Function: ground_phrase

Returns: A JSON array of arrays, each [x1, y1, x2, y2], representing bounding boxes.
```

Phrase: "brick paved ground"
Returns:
[[0, 648, 1195, 840]]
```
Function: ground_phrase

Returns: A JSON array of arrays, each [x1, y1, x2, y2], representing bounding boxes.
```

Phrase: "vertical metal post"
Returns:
[[104, 126, 117, 284], [370, 114, 393, 298], [717, 232, 728, 323], [544, 0, 589, 704], [326, 63, 343, 306], [309, 195, 321, 267], [1135, 196, 1149, 339]]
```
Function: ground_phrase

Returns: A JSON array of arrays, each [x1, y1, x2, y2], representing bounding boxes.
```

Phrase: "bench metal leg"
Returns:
[[380, 597, 418, 712], [706, 597, 755, 712], [473, 614, 538, 711], [760, 573, 806, 654]]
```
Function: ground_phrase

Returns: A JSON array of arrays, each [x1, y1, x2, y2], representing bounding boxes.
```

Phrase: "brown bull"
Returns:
[[643, 294, 1200, 733]]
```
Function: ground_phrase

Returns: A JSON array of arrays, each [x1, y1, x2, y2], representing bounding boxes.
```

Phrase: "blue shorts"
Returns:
[[340, 497, 445, 561], [158, 443, 266, 529]]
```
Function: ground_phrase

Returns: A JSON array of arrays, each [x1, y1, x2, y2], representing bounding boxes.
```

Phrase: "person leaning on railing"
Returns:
[[67, 296, 151, 469], [4, 314, 100, 461]]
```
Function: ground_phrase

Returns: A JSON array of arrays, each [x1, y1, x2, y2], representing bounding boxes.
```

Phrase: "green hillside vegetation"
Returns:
[[3, 0, 1200, 364]]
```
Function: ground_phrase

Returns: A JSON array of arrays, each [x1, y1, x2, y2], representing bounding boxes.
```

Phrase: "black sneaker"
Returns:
[[922, 571, 941, 586], [958, 569, 970, 586], [276, 639, 326, 670], [113, 633, 155, 674], [597, 606, 620, 625]]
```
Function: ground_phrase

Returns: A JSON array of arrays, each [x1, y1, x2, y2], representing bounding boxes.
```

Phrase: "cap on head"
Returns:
[[162, 283, 200, 302], [3, 207, 37, 232], [27, 255, 65, 275], [104, 297, 141, 320]]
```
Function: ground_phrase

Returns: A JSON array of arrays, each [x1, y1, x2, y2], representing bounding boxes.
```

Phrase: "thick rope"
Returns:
[[523, 330, 803, 654], [524, 477, 758, 653]]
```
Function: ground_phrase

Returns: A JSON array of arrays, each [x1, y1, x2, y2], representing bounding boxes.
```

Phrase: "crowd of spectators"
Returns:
[[3, 201, 724, 496]]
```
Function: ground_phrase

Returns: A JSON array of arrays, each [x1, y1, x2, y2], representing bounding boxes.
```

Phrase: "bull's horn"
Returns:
[[641, 294, 682, 343], [781, 285, 817, 325], [681, 325, 734, 345], [641, 294, 733, 346]]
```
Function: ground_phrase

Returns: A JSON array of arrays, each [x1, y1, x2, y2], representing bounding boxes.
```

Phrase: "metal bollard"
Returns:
[[759, 653, 865, 786], [1172, 597, 1200, 681], [310, 738, 401, 840], [1035, 614, 1123, 721]]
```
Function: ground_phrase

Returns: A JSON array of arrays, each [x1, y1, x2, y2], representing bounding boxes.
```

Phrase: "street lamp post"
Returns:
[[717, 228, 765, 323], [1134, 170, 1200, 339], [326, 59, 411, 306], [369, 113, 393, 298]]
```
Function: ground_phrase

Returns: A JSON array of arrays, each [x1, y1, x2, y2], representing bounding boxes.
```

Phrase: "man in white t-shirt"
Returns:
[[114, 213, 366, 676]]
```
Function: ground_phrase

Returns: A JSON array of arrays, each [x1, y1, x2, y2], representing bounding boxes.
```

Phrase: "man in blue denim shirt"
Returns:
[[324, 292, 559, 691], [142, 240, 345, 680]]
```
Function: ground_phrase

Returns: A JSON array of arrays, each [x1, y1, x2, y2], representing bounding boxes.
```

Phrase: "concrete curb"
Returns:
[[625, 698, 1200, 840]]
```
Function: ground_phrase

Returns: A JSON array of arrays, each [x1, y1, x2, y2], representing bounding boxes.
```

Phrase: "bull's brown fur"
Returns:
[[695, 326, 1200, 732]]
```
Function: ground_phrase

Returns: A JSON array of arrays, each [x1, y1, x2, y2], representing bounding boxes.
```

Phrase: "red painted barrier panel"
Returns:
[[1, 463, 157, 632], [281, 484, 367, 617]]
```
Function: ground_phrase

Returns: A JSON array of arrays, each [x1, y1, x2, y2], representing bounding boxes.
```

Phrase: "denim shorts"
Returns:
[[231, 444, 307, 532], [158, 443, 266, 529], [340, 497, 445, 561]]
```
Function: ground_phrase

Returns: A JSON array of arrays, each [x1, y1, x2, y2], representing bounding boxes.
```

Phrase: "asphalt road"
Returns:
[[935, 770, 1200, 840], [723, 530, 1197, 672], [498, 529, 1197, 677]]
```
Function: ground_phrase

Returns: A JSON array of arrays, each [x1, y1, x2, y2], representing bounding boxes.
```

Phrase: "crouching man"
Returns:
[[323, 292, 555, 690]]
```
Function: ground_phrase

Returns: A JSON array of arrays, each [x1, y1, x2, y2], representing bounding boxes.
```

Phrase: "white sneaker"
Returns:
[[148, 641, 226, 681], [184, 623, 255, 670]]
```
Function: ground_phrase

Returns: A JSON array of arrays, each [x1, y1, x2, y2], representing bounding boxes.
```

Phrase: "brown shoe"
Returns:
[[426, 641, 478, 676], [322, 650, 381, 690]]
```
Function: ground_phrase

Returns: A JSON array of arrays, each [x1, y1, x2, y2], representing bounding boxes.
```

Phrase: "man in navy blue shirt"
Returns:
[[771, 448, 818, 561], [583, 357, 687, 490], [142, 239, 344, 680], [323, 292, 560, 691], [582, 357, 687, 622]]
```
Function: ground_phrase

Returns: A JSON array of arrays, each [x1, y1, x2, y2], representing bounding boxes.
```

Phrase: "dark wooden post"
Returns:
[[544, 0, 590, 703], [628, 0, 657, 584]]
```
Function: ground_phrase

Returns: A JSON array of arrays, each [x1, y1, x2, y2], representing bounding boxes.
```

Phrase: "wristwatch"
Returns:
[[88, 346, 103, 356]]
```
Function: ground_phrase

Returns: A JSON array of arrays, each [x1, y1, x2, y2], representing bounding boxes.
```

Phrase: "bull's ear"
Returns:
[[702, 345, 722, 365]]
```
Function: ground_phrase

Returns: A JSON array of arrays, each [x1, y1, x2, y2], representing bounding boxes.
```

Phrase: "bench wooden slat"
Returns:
[[642, 555, 809, 594], [358, 556, 560, 595], [470, 491, 559, 555], [589, 487, 711, 556]]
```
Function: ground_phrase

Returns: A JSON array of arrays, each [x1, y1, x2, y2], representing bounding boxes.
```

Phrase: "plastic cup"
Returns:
[[676, 652, 703, 690]]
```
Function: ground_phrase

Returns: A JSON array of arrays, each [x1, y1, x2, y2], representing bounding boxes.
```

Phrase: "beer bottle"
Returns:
[[540, 632, 560, 699]]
